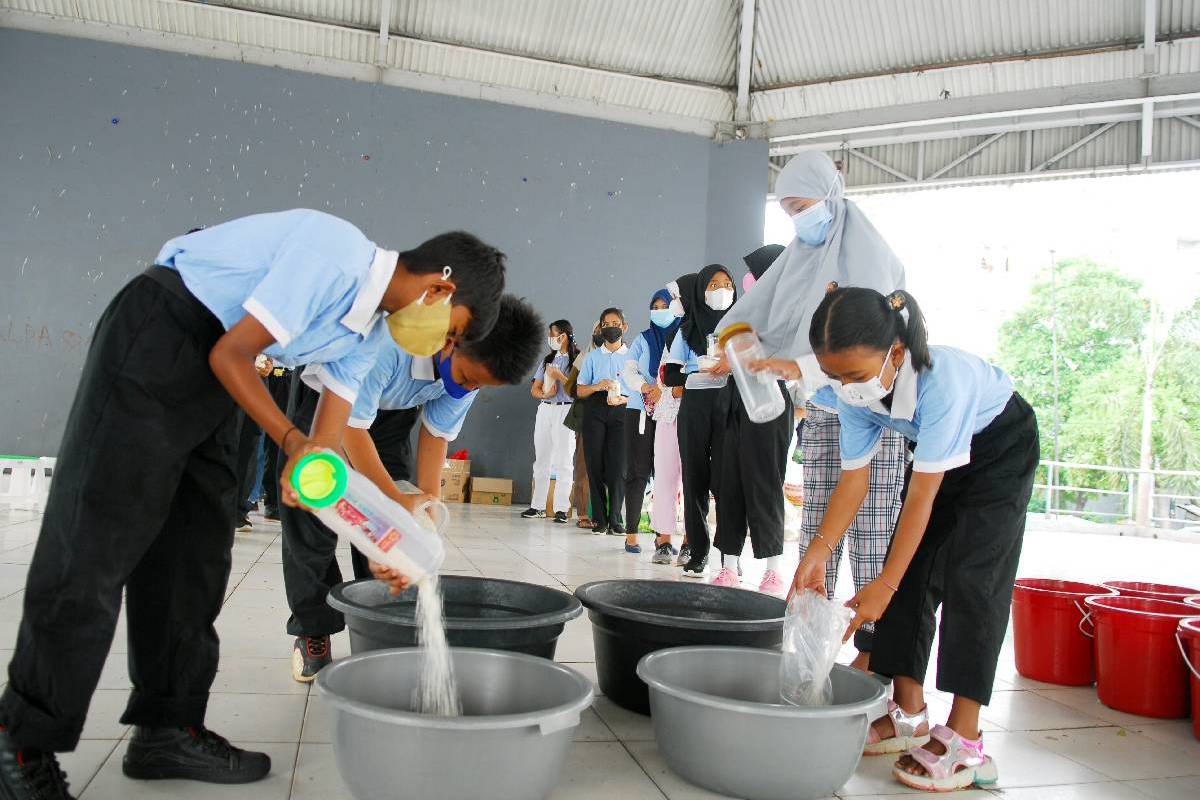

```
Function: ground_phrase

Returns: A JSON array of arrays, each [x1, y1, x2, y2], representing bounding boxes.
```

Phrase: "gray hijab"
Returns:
[[718, 152, 906, 368]]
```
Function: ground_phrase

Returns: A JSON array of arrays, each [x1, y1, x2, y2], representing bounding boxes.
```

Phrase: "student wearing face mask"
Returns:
[[718, 152, 908, 648], [285, 295, 544, 681], [793, 287, 1036, 793], [521, 320, 580, 523], [576, 309, 631, 535], [616, 290, 681, 557], [662, 266, 736, 577]]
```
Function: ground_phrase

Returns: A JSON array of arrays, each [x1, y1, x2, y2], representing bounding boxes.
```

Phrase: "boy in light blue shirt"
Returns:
[[0, 210, 507, 792], [283, 296, 545, 678]]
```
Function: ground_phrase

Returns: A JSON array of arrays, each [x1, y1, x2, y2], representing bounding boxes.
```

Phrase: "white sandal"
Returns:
[[893, 723, 999, 792], [863, 700, 930, 756]]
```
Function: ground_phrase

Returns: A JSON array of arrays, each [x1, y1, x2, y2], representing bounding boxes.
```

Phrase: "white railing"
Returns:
[[1036, 459, 1200, 529]]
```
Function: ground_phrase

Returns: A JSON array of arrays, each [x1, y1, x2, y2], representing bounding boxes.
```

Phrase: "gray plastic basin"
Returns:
[[328, 576, 583, 658], [316, 647, 594, 800], [637, 646, 887, 800]]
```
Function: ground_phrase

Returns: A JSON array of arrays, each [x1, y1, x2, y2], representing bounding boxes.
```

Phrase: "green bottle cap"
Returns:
[[291, 452, 348, 509]]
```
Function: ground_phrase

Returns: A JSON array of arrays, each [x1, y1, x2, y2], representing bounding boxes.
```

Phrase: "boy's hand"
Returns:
[[279, 434, 326, 509], [368, 560, 413, 596]]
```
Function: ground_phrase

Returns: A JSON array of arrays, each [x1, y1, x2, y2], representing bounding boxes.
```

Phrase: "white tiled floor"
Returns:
[[0, 503, 1197, 798]]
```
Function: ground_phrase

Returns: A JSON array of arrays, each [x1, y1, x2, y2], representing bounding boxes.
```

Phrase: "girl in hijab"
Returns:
[[648, 283, 688, 565], [618, 290, 681, 558], [718, 152, 909, 650], [576, 308, 631, 534], [662, 265, 736, 577]]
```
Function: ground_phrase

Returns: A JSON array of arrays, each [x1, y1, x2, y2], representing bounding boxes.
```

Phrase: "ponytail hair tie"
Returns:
[[887, 291, 910, 324]]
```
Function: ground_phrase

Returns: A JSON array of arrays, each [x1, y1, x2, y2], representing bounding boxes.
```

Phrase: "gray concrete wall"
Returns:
[[0, 29, 766, 502]]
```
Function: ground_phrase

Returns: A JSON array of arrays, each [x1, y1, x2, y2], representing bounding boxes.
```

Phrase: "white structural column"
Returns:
[[378, 0, 391, 64], [734, 0, 755, 123]]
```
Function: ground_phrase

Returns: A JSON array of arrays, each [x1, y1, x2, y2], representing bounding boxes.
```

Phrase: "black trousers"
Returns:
[[871, 394, 1039, 706], [281, 382, 418, 637], [677, 387, 727, 564], [261, 370, 292, 514], [622, 408, 656, 534], [714, 380, 794, 559], [234, 410, 263, 516], [580, 399, 626, 529], [0, 267, 238, 752]]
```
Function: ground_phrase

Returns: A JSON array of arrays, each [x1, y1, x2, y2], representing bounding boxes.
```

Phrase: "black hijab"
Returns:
[[676, 263, 736, 356], [743, 244, 786, 280]]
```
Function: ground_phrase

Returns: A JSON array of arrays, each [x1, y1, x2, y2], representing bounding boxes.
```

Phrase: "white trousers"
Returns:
[[531, 403, 576, 512]]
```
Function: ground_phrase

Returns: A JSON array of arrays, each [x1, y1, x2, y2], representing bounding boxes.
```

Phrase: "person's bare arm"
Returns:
[[416, 425, 449, 497], [209, 316, 292, 446], [530, 379, 546, 400], [788, 466, 870, 600]]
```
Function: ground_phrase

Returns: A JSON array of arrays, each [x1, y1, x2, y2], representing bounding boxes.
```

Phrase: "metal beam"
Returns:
[[1142, 99, 1155, 163], [1144, 0, 1159, 75], [1031, 122, 1119, 172], [377, 0, 391, 64], [734, 0, 755, 123], [758, 74, 1200, 143], [916, 141, 926, 182], [768, 97, 1200, 155], [927, 132, 1006, 181], [1178, 115, 1200, 131], [845, 159, 1200, 196], [847, 149, 914, 182]]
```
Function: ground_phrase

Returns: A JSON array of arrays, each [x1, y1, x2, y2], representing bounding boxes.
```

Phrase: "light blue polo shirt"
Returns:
[[155, 209, 394, 402], [618, 335, 655, 412], [837, 346, 1014, 474], [578, 343, 630, 392], [304, 342, 476, 440], [533, 353, 573, 404]]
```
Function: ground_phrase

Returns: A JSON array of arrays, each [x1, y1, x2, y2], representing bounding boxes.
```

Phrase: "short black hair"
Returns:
[[397, 231, 506, 342], [458, 294, 544, 385]]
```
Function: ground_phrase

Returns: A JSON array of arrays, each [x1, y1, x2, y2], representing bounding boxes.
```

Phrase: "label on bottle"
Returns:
[[334, 498, 402, 553]]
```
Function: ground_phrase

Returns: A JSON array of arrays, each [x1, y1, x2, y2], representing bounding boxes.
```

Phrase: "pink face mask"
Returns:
[[742, 273, 757, 293]]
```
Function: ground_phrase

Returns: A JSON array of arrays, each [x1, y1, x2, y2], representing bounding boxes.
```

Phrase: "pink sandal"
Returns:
[[893, 724, 998, 792], [863, 701, 930, 756]]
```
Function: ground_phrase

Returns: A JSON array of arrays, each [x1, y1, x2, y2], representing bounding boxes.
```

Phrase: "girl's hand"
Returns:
[[546, 366, 566, 382], [844, 578, 896, 642], [749, 358, 801, 381], [644, 385, 662, 404], [671, 386, 684, 399], [786, 555, 827, 603], [368, 560, 413, 596], [607, 394, 628, 406]]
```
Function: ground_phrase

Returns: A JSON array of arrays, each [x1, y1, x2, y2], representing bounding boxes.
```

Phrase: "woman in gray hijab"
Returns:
[[718, 152, 909, 666]]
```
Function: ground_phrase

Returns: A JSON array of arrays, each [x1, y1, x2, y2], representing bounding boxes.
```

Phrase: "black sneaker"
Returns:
[[608, 524, 626, 536], [236, 516, 253, 531], [0, 727, 75, 799], [122, 726, 270, 784], [675, 543, 692, 566], [680, 556, 708, 578], [552, 512, 568, 524], [291, 635, 331, 683], [651, 542, 677, 565], [519, 508, 545, 519], [263, 508, 280, 522], [591, 523, 608, 536]]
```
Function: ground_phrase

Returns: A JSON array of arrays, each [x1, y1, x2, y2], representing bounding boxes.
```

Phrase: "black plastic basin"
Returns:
[[328, 576, 583, 660], [575, 580, 786, 714]]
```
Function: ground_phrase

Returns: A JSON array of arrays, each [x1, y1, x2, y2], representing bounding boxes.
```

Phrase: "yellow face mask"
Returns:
[[385, 266, 454, 357]]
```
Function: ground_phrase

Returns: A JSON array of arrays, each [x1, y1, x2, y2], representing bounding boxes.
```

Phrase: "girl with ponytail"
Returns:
[[521, 320, 579, 522], [794, 285, 1039, 793]]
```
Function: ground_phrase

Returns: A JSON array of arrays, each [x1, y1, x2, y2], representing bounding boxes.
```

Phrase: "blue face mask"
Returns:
[[649, 309, 676, 328], [435, 351, 472, 399], [791, 200, 833, 246]]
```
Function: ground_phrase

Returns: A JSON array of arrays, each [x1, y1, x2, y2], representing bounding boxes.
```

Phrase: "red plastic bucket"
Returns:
[[1084, 595, 1195, 718], [1185, 595, 1200, 610], [1102, 581, 1200, 602], [1178, 618, 1200, 740], [1012, 579, 1115, 685]]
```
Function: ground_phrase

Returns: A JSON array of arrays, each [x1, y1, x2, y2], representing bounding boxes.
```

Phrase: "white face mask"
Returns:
[[547, 335, 563, 352], [833, 347, 897, 407], [705, 287, 734, 311]]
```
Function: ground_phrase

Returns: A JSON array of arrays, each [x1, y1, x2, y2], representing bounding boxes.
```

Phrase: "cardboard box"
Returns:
[[441, 459, 471, 503], [470, 477, 513, 506]]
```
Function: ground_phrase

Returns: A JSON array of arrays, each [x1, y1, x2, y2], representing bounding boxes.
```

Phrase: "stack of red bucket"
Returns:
[[1012, 579, 1200, 740]]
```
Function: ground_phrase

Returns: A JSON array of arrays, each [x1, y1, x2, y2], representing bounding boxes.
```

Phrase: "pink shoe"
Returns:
[[758, 569, 784, 596], [711, 566, 739, 588]]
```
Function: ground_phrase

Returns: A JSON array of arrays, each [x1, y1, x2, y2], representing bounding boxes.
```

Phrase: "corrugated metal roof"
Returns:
[[214, 0, 740, 86], [753, 0, 1200, 89]]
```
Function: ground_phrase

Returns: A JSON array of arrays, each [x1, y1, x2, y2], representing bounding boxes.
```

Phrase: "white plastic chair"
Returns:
[[0, 459, 38, 508]]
